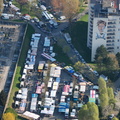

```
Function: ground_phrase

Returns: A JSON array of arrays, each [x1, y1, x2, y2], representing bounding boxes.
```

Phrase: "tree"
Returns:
[[74, 61, 83, 71], [107, 87, 116, 106], [107, 53, 119, 70], [112, 117, 119, 120], [50, 0, 63, 11], [62, 0, 80, 21], [78, 102, 99, 120], [0, 0, 3, 15], [103, 57, 114, 70], [107, 87, 114, 99], [2, 113, 15, 120], [95, 45, 108, 61], [95, 45, 108, 70], [98, 78, 108, 108], [5, 108, 18, 118], [17, 0, 28, 10], [0, 90, 7, 106], [79, 104, 88, 120], [116, 52, 120, 67]]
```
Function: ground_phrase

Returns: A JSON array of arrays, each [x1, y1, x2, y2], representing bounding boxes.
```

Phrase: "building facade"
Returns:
[[87, 0, 120, 61]]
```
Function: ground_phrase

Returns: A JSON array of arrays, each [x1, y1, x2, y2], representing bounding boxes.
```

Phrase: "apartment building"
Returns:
[[87, 0, 120, 61]]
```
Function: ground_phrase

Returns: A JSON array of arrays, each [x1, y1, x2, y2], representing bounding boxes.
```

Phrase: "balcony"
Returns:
[[107, 29, 115, 32], [108, 22, 116, 25], [90, 31, 93, 35], [107, 25, 116, 28], [106, 40, 114, 43], [107, 33, 115, 36], [89, 34, 92, 38], [107, 36, 115, 39], [106, 44, 114, 46], [107, 47, 114, 50]]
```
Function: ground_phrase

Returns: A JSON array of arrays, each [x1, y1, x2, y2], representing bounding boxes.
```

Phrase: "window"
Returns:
[[117, 47, 119, 49], [118, 40, 119, 42]]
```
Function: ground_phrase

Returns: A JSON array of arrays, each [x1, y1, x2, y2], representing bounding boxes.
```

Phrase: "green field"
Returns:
[[69, 15, 91, 62], [54, 44, 73, 65], [8, 24, 35, 108]]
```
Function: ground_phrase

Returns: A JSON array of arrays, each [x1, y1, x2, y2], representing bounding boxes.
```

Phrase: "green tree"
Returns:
[[79, 104, 88, 120], [103, 57, 114, 70], [17, 0, 28, 10], [2, 112, 15, 120], [79, 102, 99, 120], [107, 87, 114, 99], [116, 52, 120, 67], [98, 77, 108, 108], [5, 107, 18, 119], [112, 117, 119, 120], [95, 45, 108, 70], [74, 61, 83, 71], [107, 87, 116, 106], [87, 102, 99, 120], [95, 45, 108, 60]]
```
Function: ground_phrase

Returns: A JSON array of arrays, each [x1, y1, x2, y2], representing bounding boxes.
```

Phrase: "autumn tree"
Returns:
[[0, 0, 3, 15], [2, 112, 15, 120], [78, 102, 99, 120], [50, 0, 63, 11], [107, 53, 119, 70], [62, 0, 80, 21]]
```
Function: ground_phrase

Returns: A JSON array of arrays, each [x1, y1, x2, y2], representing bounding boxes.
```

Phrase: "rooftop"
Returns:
[[90, 0, 120, 17]]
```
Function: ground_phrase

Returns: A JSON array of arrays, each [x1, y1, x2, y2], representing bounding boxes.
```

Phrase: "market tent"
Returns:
[[16, 94, 22, 99], [80, 85, 86, 92], [23, 111, 40, 119], [50, 90, 57, 97]]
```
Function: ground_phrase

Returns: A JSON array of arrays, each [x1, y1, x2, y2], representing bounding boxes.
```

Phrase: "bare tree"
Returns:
[[0, 0, 3, 16], [62, 0, 80, 21], [50, 0, 63, 11], [50, 0, 80, 21]]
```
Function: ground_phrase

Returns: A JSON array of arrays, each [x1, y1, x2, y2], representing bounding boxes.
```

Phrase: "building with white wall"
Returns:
[[87, 0, 120, 61]]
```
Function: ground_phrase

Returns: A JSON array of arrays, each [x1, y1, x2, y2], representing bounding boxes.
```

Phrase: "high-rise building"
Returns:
[[87, 0, 120, 61]]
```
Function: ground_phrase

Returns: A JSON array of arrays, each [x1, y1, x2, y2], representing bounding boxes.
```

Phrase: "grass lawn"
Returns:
[[68, 15, 91, 62], [54, 44, 73, 65], [8, 24, 35, 108], [79, 5, 87, 13]]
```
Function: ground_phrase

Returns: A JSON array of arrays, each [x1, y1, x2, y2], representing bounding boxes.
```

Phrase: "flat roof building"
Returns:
[[87, 0, 120, 61]]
